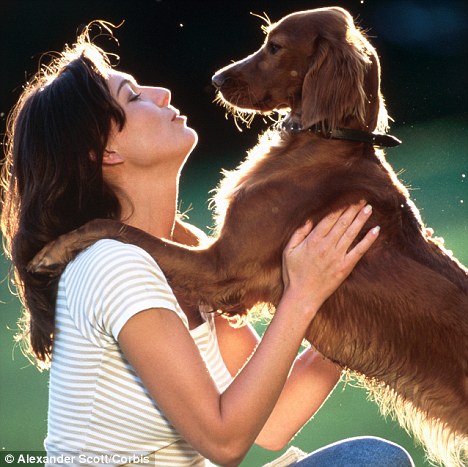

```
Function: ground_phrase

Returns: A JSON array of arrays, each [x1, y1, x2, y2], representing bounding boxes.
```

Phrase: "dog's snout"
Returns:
[[212, 73, 226, 90]]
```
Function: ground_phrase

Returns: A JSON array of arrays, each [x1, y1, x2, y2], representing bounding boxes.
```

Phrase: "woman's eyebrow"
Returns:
[[116, 78, 133, 97]]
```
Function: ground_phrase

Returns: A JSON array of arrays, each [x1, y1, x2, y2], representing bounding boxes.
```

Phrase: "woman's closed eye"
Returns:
[[129, 90, 142, 102]]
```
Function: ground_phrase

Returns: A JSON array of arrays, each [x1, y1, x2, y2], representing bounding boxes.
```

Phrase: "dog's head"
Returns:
[[213, 7, 388, 133]]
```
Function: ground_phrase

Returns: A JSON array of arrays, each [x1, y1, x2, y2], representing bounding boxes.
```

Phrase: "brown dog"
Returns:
[[30, 7, 467, 466]]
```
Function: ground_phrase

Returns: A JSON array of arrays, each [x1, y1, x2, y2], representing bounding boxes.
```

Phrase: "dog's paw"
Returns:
[[27, 245, 67, 277]]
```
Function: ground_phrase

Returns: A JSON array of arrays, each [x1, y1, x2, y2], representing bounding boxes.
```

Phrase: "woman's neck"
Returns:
[[117, 169, 179, 240]]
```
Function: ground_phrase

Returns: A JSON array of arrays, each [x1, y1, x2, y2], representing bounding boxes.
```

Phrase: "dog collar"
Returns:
[[282, 121, 402, 148]]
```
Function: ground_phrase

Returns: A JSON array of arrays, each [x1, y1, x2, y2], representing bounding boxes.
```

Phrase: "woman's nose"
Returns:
[[151, 87, 171, 107]]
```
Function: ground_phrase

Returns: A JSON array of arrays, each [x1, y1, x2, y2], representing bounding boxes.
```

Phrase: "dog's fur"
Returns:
[[30, 7, 467, 466]]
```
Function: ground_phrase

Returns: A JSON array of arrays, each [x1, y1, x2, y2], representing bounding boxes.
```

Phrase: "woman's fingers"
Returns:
[[308, 206, 349, 238], [287, 201, 378, 260], [310, 201, 366, 240], [281, 202, 380, 314], [285, 219, 314, 252], [288, 202, 374, 256], [334, 203, 374, 252], [344, 224, 380, 269], [300, 201, 379, 274]]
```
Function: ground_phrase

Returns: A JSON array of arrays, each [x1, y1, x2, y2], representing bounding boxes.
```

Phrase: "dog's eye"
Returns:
[[268, 42, 282, 55]]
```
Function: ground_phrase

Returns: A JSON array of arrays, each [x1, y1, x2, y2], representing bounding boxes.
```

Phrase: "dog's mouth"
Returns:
[[252, 96, 292, 115], [221, 90, 289, 114], [251, 92, 275, 111], [213, 71, 293, 113], [214, 82, 293, 129]]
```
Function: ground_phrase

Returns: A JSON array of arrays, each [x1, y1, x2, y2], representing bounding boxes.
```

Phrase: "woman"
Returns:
[[1, 24, 414, 466]]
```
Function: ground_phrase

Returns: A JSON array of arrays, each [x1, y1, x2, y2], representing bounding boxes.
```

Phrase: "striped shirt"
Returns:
[[45, 239, 233, 466]]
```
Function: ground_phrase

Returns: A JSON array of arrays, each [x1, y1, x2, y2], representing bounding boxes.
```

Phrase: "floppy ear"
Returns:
[[301, 35, 370, 133], [364, 52, 389, 134]]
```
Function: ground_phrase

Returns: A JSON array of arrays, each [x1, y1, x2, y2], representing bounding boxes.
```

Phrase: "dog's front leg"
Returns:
[[27, 219, 223, 309], [27, 219, 128, 276]]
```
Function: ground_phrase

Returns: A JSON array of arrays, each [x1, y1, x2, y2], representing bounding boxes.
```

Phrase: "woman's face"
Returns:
[[106, 70, 198, 172]]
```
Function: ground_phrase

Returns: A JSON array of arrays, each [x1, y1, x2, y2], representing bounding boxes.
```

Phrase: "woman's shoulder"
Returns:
[[60, 239, 185, 335], [81, 237, 152, 257], [63, 238, 168, 291], [59, 239, 187, 341], [71, 238, 159, 270]]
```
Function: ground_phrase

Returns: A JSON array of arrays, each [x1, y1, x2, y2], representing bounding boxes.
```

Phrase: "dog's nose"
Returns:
[[212, 73, 226, 90]]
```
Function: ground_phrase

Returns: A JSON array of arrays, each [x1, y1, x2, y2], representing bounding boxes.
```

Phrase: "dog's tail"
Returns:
[[349, 372, 467, 467]]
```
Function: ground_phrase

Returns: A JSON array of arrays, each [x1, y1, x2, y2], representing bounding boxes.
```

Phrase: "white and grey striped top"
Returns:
[[45, 239, 233, 466]]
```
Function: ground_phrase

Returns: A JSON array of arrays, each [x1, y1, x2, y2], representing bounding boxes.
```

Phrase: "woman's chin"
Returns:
[[185, 127, 199, 153]]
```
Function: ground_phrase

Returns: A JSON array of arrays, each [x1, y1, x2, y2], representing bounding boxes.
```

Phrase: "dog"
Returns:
[[29, 7, 467, 466]]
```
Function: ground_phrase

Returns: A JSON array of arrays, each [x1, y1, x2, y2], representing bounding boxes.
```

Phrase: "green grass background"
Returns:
[[1, 117, 466, 465]]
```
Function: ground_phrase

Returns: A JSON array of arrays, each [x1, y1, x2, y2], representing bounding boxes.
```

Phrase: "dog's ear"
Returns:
[[301, 34, 373, 133], [364, 52, 388, 134]]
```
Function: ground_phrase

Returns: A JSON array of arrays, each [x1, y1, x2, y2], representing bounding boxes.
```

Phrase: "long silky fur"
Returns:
[[213, 130, 468, 467], [209, 9, 468, 464], [347, 371, 467, 466]]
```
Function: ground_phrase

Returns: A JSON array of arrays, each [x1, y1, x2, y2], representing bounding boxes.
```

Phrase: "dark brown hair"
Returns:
[[1, 23, 125, 367]]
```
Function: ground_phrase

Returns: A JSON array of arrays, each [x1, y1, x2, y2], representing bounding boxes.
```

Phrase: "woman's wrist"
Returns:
[[279, 285, 323, 321], [276, 288, 321, 326]]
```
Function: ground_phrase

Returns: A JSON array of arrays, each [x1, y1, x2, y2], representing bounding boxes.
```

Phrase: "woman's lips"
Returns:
[[172, 111, 186, 122]]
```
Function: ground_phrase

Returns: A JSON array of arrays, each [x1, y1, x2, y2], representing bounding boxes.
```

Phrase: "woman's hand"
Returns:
[[281, 201, 379, 316]]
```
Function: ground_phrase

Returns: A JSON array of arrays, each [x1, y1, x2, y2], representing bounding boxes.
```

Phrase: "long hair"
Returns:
[[1, 24, 126, 368]]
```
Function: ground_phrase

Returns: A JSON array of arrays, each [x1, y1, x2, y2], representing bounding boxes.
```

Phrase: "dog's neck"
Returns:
[[281, 114, 401, 148]]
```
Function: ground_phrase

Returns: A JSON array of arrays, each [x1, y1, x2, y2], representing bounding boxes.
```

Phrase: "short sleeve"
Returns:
[[61, 239, 189, 346]]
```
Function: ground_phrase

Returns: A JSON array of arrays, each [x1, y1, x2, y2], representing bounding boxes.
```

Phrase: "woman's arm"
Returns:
[[257, 346, 341, 450], [215, 316, 341, 451], [119, 296, 313, 466], [119, 203, 378, 466]]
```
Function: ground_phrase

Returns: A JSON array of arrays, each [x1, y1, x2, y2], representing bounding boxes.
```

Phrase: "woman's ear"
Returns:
[[102, 150, 124, 166]]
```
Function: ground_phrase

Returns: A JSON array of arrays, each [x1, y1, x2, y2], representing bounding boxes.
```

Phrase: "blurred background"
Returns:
[[1, 0, 466, 465]]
